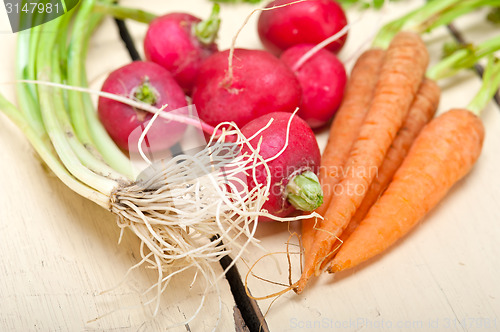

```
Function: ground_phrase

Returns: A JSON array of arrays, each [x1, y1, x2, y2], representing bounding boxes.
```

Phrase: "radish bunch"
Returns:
[[98, 0, 349, 219]]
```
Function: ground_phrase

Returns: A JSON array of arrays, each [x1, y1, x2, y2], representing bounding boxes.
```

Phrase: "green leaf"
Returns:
[[373, 0, 385, 9], [194, 3, 221, 45], [336, 0, 405, 10], [487, 7, 500, 24], [441, 41, 475, 61], [210, 0, 263, 3]]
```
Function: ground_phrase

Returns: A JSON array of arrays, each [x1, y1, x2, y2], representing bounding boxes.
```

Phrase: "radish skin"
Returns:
[[281, 44, 347, 129], [98, 61, 188, 153], [241, 112, 322, 220], [192, 49, 302, 129], [257, 0, 348, 55], [144, 7, 220, 94]]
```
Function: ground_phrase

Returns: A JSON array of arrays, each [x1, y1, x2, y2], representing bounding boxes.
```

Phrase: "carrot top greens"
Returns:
[[373, 0, 500, 49]]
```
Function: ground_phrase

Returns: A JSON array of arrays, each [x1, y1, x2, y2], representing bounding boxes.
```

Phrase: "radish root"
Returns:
[[292, 21, 355, 71]]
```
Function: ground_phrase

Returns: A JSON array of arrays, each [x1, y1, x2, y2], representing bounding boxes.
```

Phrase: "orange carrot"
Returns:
[[301, 49, 386, 257], [335, 78, 440, 247], [329, 109, 485, 272], [297, 31, 429, 293]]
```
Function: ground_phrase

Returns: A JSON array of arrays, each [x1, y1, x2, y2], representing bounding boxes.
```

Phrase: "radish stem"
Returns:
[[67, 0, 99, 156], [468, 56, 500, 116], [194, 3, 221, 45], [286, 171, 323, 211], [371, 0, 499, 49], [93, 1, 157, 23], [427, 35, 500, 81]]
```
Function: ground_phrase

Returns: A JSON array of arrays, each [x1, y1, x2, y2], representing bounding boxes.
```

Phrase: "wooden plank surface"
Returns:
[[0, 1, 499, 331]]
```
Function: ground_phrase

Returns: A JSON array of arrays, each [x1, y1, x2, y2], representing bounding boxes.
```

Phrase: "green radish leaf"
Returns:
[[441, 41, 475, 60], [487, 7, 500, 25], [210, 0, 262, 3], [336, 0, 405, 10], [373, 0, 385, 9]]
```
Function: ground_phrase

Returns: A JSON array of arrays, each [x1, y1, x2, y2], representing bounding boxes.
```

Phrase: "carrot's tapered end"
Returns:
[[327, 254, 357, 273], [296, 233, 338, 293], [295, 267, 314, 294], [295, 251, 318, 294], [295, 250, 327, 294], [294, 277, 307, 294], [327, 263, 340, 274]]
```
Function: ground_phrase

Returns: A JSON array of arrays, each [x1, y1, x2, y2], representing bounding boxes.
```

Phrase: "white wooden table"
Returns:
[[1, 1, 499, 331]]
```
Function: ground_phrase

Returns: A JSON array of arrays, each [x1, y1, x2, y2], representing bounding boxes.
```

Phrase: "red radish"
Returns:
[[241, 112, 322, 221], [280, 44, 347, 129], [192, 49, 302, 129], [257, 0, 348, 56], [144, 5, 220, 94], [98, 61, 188, 153]]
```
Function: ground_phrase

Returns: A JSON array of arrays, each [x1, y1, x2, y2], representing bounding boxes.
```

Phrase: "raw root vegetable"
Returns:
[[336, 78, 440, 246], [331, 109, 484, 272], [257, 0, 348, 55], [192, 48, 302, 129], [280, 44, 347, 129], [98, 61, 188, 153], [301, 48, 386, 260], [297, 31, 429, 293], [144, 5, 220, 94], [329, 56, 500, 273], [241, 112, 323, 221]]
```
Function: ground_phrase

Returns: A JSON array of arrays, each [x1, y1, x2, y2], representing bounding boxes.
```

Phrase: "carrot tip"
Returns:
[[329, 264, 340, 273], [295, 276, 309, 294]]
